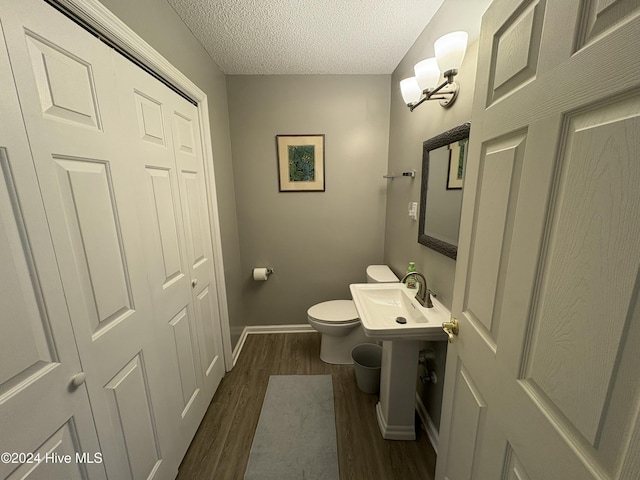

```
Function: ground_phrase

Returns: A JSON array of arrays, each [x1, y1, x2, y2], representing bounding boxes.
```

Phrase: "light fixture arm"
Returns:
[[408, 70, 459, 112], [400, 31, 468, 112]]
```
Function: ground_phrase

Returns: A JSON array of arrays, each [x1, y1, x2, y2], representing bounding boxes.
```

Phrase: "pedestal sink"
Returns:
[[350, 283, 449, 440]]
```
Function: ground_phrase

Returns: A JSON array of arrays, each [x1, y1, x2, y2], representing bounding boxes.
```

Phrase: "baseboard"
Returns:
[[246, 324, 315, 334], [415, 392, 439, 454], [232, 324, 316, 366], [232, 327, 249, 367]]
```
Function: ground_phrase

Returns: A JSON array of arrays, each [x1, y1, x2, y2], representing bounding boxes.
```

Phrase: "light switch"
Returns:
[[408, 202, 418, 221]]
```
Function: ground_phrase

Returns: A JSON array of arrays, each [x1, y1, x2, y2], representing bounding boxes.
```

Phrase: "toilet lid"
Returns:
[[307, 300, 359, 324]]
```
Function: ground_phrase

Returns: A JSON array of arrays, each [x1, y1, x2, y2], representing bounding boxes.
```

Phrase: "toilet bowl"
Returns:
[[307, 265, 399, 364]]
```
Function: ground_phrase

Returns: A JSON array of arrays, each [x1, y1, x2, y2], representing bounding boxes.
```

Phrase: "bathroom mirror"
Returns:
[[418, 122, 470, 260]]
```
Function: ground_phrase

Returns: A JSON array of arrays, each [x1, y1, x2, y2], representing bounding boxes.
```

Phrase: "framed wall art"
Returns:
[[446, 137, 468, 190], [276, 134, 325, 192]]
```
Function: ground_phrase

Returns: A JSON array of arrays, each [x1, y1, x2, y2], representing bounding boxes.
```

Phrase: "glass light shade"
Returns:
[[434, 31, 468, 73], [414, 58, 441, 91], [400, 77, 422, 104]]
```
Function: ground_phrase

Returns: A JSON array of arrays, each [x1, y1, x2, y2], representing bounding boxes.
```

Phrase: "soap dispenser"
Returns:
[[406, 262, 417, 289]]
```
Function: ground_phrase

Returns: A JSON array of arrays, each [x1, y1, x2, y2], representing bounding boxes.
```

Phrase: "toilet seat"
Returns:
[[307, 300, 359, 325]]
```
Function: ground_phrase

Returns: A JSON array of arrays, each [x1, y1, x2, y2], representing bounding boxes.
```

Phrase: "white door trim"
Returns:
[[51, 0, 234, 371]]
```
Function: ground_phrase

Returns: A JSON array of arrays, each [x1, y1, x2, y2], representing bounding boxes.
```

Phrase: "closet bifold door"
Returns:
[[0, 18, 106, 480], [111, 45, 225, 413], [1, 1, 177, 478], [111, 52, 225, 459], [167, 78, 226, 404]]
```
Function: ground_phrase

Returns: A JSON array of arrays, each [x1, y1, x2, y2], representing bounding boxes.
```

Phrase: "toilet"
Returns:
[[307, 265, 399, 364]]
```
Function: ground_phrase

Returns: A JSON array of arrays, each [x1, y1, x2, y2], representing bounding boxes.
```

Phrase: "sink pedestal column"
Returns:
[[376, 339, 420, 440]]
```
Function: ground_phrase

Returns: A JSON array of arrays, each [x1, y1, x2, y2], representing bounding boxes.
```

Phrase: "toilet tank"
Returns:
[[366, 265, 399, 283]]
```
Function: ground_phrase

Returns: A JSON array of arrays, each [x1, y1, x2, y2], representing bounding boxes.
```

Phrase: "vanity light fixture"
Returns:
[[400, 31, 468, 112]]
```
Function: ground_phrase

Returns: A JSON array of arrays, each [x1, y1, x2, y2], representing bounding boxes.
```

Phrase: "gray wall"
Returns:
[[98, 0, 245, 348], [384, 2, 485, 430], [386, 44, 478, 309], [227, 75, 390, 326]]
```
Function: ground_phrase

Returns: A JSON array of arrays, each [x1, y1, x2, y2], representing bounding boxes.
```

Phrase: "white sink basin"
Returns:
[[349, 283, 448, 341], [350, 282, 450, 440]]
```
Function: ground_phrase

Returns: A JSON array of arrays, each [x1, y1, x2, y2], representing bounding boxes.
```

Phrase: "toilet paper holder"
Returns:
[[252, 267, 274, 281]]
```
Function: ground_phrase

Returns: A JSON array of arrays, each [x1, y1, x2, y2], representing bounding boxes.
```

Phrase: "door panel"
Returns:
[[0, 18, 104, 480], [172, 101, 225, 401], [7, 421, 89, 480], [437, 0, 640, 478], [501, 444, 531, 480], [168, 307, 200, 417], [488, 0, 545, 104], [576, 0, 640, 50], [111, 50, 222, 456], [195, 286, 220, 377], [104, 354, 162, 480], [24, 31, 101, 129], [111, 51, 205, 446], [53, 156, 134, 332], [0, 156, 53, 382], [464, 132, 527, 347], [173, 112, 196, 154], [145, 166, 184, 286], [1, 2, 173, 478], [135, 92, 166, 146], [181, 169, 207, 268], [443, 360, 487, 480], [520, 96, 640, 476]]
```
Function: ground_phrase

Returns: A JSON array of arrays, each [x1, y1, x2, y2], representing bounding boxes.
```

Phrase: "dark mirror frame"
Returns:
[[418, 121, 471, 260]]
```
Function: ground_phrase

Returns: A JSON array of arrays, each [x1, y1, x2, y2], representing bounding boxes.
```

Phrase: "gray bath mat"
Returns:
[[244, 375, 339, 480]]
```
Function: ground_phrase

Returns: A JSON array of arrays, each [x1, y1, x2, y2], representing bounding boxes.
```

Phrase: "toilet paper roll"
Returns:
[[253, 268, 271, 281]]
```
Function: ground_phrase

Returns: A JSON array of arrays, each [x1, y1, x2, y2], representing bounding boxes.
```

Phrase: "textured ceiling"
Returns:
[[166, 0, 448, 74]]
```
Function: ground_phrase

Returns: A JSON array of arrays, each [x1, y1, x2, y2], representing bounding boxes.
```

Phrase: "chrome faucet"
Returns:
[[400, 271, 433, 308]]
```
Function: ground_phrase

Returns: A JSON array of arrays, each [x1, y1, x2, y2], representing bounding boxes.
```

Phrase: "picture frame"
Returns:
[[276, 134, 325, 192], [446, 137, 467, 190]]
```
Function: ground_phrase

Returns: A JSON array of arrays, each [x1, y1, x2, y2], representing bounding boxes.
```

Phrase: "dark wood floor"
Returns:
[[177, 333, 436, 479]]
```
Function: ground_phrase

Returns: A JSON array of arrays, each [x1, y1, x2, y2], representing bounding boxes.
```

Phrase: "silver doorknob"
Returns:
[[71, 372, 86, 388], [191, 278, 198, 288]]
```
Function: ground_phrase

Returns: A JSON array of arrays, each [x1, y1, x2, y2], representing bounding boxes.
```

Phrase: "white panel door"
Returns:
[[1, 1, 175, 478], [111, 52, 209, 458], [436, 1, 640, 479], [170, 97, 225, 402], [0, 22, 105, 480]]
